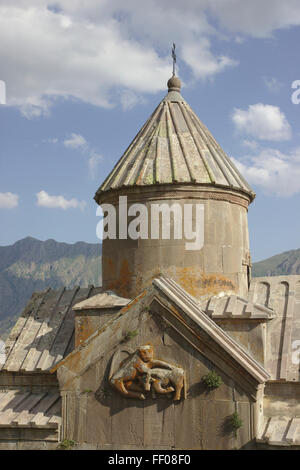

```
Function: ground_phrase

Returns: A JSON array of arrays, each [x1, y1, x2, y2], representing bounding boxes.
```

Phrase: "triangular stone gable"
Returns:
[[52, 277, 271, 449], [53, 277, 269, 398], [152, 277, 270, 391]]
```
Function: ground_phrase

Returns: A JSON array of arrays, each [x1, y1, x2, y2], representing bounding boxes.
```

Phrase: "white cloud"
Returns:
[[63, 133, 102, 178], [242, 140, 259, 150], [119, 90, 146, 111], [234, 36, 245, 44], [2, 1, 300, 117], [0, 1, 238, 117], [36, 190, 86, 210], [208, 0, 300, 38], [181, 40, 238, 79], [63, 1, 300, 40], [233, 147, 300, 196], [64, 133, 87, 149], [232, 103, 291, 141], [263, 77, 283, 93], [0, 192, 19, 209], [19, 96, 51, 119], [88, 153, 103, 179]]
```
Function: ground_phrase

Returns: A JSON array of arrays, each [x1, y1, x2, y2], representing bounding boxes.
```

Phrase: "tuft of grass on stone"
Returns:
[[57, 439, 76, 450], [202, 370, 223, 389], [230, 411, 243, 437], [122, 330, 138, 343]]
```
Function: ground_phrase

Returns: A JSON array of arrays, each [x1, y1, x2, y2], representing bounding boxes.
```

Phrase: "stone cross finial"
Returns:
[[172, 43, 176, 76]]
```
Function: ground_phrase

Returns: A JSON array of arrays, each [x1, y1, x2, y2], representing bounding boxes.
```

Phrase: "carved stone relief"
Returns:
[[109, 344, 186, 401]]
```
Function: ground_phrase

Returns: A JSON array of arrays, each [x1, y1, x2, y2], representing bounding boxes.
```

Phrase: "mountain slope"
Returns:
[[1, 236, 300, 340], [0, 237, 102, 339], [252, 249, 300, 277]]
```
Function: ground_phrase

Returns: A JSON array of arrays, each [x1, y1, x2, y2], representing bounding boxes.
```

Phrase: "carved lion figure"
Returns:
[[109, 344, 185, 401]]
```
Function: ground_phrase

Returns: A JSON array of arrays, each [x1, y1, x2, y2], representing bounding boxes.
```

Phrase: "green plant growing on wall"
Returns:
[[202, 370, 223, 389], [230, 411, 243, 437], [122, 329, 138, 343], [57, 439, 76, 450]]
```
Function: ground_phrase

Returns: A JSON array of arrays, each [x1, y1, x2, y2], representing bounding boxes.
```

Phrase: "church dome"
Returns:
[[94, 77, 255, 203]]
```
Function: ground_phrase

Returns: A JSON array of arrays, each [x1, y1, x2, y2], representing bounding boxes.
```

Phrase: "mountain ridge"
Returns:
[[252, 248, 300, 277], [0, 237, 102, 339], [0, 236, 299, 339]]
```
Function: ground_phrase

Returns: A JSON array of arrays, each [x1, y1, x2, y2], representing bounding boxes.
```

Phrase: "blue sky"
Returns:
[[1, 1, 300, 262]]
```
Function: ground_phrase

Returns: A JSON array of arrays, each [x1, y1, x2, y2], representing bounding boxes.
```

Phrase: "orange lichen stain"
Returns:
[[164, 266, 237, 298], [75, 317, 95, 348], [51, 314, 122, 374], [105, 257, 116, 277], [132, 271, 161, 297], [128, 267, 236, 299], [53, 347, 83, 375], [107, 259, 132, 298], [118, 289, 147, 314], [169, 304, 182, 319], [68, 343, 94, 374]]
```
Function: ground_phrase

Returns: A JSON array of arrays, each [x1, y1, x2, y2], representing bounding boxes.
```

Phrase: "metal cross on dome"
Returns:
[[172, 43, 176, 76]]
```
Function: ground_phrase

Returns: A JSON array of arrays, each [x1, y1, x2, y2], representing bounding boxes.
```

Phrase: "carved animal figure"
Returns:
[[141, 366, 185, 400], [109, 348, 150, 400], [109, 344, 186, 401]]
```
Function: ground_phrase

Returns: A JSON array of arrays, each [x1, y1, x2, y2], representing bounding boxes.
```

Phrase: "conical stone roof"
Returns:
[[95, 76, 255, 202]]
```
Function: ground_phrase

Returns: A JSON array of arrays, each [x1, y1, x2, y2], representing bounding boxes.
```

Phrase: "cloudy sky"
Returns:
[[1, 0, 300, 261]]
